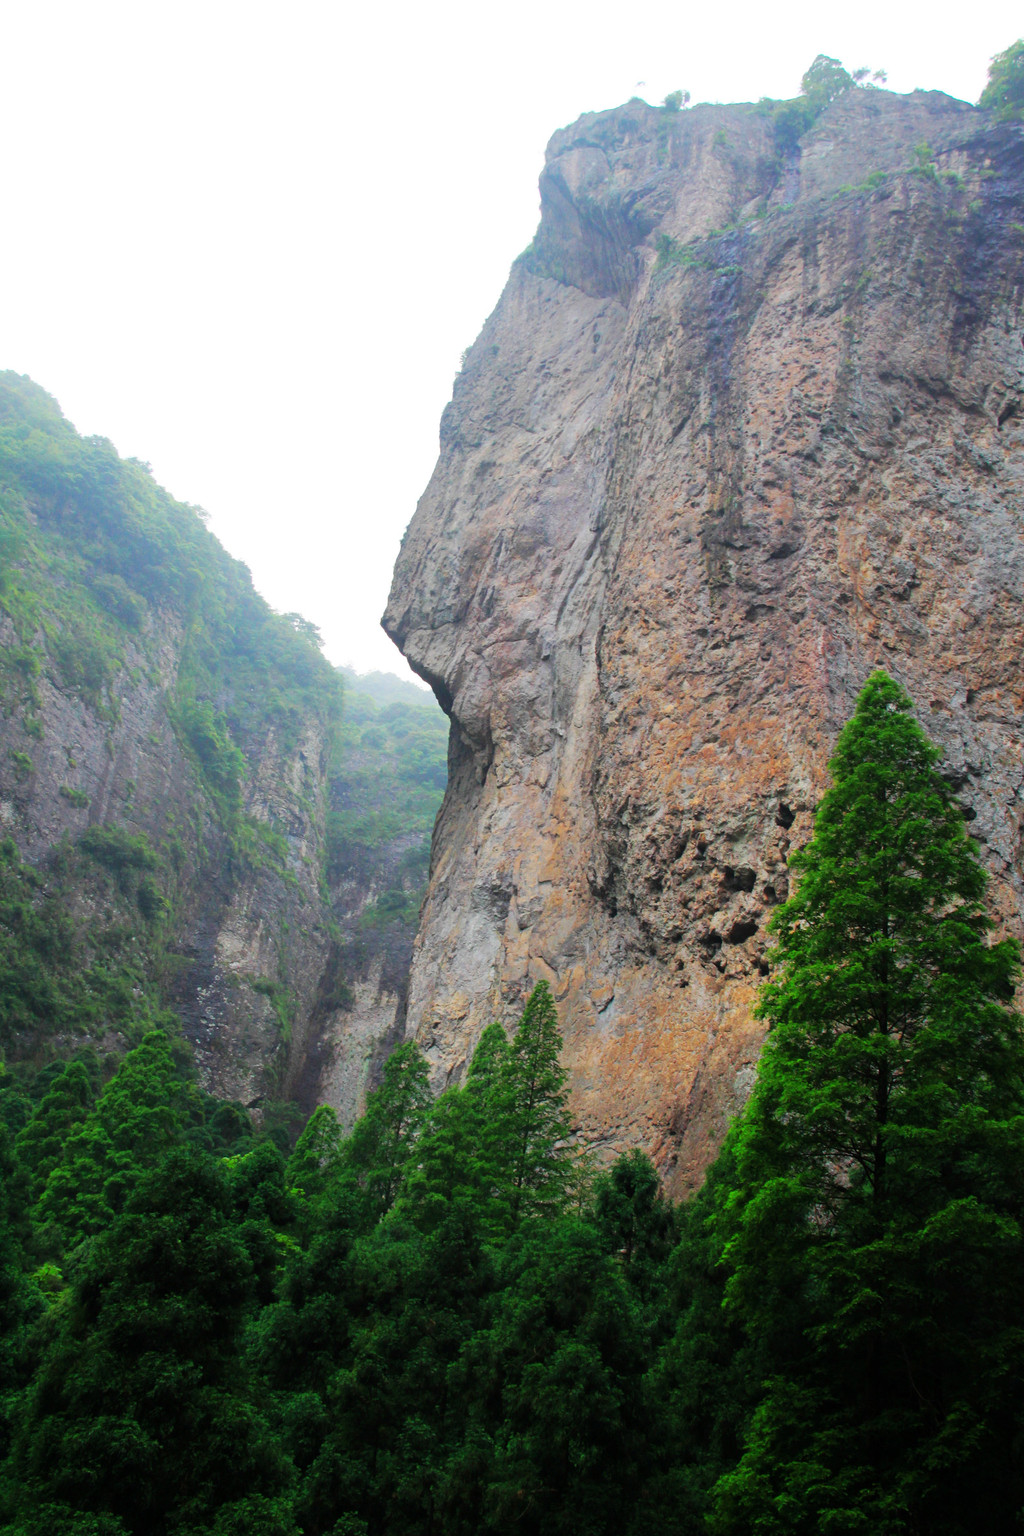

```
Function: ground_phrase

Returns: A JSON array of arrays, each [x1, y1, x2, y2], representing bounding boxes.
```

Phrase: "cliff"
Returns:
[[0, 374, 445, 1129], [384, 84, 1024, 1190]]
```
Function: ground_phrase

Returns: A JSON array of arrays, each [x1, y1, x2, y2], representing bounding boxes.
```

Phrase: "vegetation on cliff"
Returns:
[[329, 676, 447, 936], [0, 675, 1020, 1534], [0, 371, 449, 1119], [0, 370, 343, 832], [980, 39, 1024, 120]]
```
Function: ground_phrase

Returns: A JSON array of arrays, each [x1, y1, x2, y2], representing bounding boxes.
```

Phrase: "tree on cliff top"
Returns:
[[979, 39, 1024, 121], [710, 671, 1024, 1532]]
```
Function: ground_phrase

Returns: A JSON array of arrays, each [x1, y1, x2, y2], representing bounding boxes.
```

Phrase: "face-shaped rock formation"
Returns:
[[384, 87, 1024, 1191]]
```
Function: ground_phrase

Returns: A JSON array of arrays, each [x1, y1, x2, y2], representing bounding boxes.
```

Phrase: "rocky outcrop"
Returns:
[[385, 86, 1024, 1191]]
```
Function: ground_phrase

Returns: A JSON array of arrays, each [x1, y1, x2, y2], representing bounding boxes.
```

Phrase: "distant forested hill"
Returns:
[[340, 666, 437, 711], [0, 370, 446, 1135]]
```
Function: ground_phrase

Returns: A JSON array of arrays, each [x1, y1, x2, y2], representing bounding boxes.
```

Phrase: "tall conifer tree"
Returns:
[[344, 1040, 431, 1224], [712, 672, 1024, 1533], [503, 981, 575, 1231]]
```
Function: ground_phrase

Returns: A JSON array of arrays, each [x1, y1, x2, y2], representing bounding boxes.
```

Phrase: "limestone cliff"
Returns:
[[385, 85, 1024, 1190]]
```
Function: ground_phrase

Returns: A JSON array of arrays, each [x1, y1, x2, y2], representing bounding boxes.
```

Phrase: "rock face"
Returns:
[[0, 374, 437, 1129], [0, 592, 335, 1110], [385, 87, 1024, 1191]]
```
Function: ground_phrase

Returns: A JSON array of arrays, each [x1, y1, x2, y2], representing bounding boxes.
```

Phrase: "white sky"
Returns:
[[0, 2, 1019, 679]]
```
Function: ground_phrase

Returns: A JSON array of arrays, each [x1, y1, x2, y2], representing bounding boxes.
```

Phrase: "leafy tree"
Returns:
[[708, 672, 1024, 1532], [14, 1058, 94, 1193], [800, 53, 853, 112], [979, 38, 1024, 120], [766, 53, 864, 154]]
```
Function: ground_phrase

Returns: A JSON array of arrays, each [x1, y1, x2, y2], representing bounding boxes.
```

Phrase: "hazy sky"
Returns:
[[0, 2, 1019, 679]]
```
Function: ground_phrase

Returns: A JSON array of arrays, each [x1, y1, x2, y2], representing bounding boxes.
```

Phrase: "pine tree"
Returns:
[[0, 1124, 41, 1476], [344, 1041, 431, 1224], [592, 1148, 676, 1302], [503, 981, 575, 1232], [35, 1030, 189, 1250], [401, 1022, 512, 1236], [8, 1148, 293, 1534], [286, 1103, 343, 1213], [711, 672, 1024, 1533]]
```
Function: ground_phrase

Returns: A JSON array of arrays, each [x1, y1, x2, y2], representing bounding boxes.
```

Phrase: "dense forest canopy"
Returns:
[[0, 673, 1020, 1534]]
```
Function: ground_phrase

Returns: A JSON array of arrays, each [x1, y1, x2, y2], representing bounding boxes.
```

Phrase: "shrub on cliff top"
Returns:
[[979, 38, 1024, 120]]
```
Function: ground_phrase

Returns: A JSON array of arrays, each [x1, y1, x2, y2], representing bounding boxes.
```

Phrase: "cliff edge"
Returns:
[[385, 85, 1024, 1190]]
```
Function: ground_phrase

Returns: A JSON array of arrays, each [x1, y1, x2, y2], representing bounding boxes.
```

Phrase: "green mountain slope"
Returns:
[[0, 371, 447, 1130]]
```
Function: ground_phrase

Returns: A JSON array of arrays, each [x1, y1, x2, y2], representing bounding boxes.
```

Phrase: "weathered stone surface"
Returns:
[[385, 87, 1024, 1191], [0, 567, 423, 1130], [0, 599, 336, 1106]]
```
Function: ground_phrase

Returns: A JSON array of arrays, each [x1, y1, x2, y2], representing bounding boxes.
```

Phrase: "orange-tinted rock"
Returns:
[[385, 88, 1024, 1192]]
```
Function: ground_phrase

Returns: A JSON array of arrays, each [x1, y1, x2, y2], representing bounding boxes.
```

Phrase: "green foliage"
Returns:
[[174, 696, 246, 814], [251, 977, 297, 1046], [662, 90, 689, 112], [344, 1042, 432, 1223], [0, 838, 176, 1055], [654, 232, 707, 273], [286, 1103, 343, 1208], [910, 140, 939, 181], [327, 687, 447, 895], [49, 621, 119, 709], [0, 371, 343, 845], [14, 1058, 94, 1193], [800, 53, 853, 113], [8, 750, 32, 782], [80, 823, 159, 881], [592, 1148, 677, 1302], [33, 1030, 192, 1248], [1, 675, 1022, 1534], [9, 1148, 292, 1534], [979, 38, 1024, 120], [502, 981, 576, 1230], [449, 1221, 650, 1536], [759, 53, 880, 156], [706, 672, 1024, 1531], [400, 1027, 508, 1236]]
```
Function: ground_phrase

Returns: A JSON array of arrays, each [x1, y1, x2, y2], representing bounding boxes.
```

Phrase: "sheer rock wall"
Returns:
[[385, 87, 1024, 1190]]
